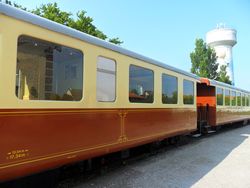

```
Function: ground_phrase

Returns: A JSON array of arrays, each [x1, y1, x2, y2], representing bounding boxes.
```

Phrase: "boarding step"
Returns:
[[207, 130, 216, 134], [203, 125, 211, 129], [192, 133, 202, 138]]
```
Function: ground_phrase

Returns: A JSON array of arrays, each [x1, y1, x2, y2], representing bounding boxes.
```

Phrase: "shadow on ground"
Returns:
[[64, 125, 250, 188]]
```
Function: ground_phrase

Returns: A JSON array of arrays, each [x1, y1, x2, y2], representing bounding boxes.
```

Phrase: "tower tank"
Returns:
[[206, 24, 237, 85]]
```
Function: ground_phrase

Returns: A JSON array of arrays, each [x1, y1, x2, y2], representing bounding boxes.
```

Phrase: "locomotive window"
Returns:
[[183, 80, 194, 105], [129, 65, 154, 103], [237, 92, 241, 106], [216, 88, 224, 106], [242, 94, 246, 106], [231, 91, 236, 106], [96, 57, 116, 102], [16, 35, 83, 101], [225, 89, 230, 106], [162, 74, 178, 104]]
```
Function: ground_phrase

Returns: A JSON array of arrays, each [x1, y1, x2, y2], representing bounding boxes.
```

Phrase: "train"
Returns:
[[0, 3, 250, 182]]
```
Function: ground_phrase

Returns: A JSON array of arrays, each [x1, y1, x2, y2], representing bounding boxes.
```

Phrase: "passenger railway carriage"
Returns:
[[0, 3, 249, 182], [197, 78, 250, 130]]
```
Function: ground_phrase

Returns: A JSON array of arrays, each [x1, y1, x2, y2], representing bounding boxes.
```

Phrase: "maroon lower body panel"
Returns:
[[216, 109, 250, 126], [0, 108, 196, 182]]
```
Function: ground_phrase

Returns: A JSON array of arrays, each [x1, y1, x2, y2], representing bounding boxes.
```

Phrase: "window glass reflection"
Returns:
[[183, 80, 194, 105], [216, 88, 224, 106], [162, 74, 178, 104], [16, 35, 83, 101], [129, 65, 154, 103]]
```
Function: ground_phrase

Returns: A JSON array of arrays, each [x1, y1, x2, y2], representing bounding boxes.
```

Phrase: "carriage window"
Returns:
[[225, 89, 230, 106], [16, 35, 83, 101], [247, 95, 250, 106], [237, 92, 241, 106], [216, 88, 224, 106], [242, 94, 246, 106], [129, 65, 154, 103], [183, 80, 194, 105], [162, 74, 178, 104], [97, 57, 116, 102], [231, 91, 236, 106]]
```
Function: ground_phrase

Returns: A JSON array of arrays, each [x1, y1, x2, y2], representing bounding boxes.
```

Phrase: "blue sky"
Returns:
[[13, 0, 250, 90]]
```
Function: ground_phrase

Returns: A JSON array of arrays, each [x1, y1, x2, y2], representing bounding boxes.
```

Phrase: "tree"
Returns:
[[190, 38, 218, 79], [2, 1, 122, 45], [190, 38, 232, 84], [217, 65, 232, 84], [1, 0, 27, 10], [32, 3, 73, 26]]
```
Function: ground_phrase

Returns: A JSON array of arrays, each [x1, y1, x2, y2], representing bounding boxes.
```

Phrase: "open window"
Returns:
[[96, 56, 116, 102]]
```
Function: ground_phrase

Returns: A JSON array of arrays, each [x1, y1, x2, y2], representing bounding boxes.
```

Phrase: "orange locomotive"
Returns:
[[0, 3, 249, 182]]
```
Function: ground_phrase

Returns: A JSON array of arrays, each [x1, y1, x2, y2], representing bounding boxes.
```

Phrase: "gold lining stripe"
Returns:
[[0, 141, 118, 169], [0, 128, 196, 169], [0, 109, 118, 114], [0, 108, 197, 116], [0, 108, 197, 169], [126, 128, 196, 142], [0, 109, 119, 117]]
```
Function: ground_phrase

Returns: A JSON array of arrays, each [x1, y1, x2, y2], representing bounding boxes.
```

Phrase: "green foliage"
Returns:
[[190, 38, 232, 85], [109, 37, 123, 45], [32, 3, 72, 26], [217, 65, 232, 84], [231, 96, 236, 106], [246, 96, 249, 106], [70, 10, 107, 40], [190, 38, 218, 79], [1, 0, 27, 10], [183, 95, 194, 104], [162, 91, 178, 104], [225, 96, 230, 105], [3, 1, 122, 45], [237, 95, 241, 106], [216, 94, 223, 105]]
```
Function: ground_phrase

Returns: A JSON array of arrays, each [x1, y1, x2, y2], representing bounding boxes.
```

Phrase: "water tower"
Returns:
[[206, 24, 237, 85]]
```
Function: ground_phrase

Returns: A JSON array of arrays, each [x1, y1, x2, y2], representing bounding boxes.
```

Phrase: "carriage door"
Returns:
[[197, 81, 216, 130]]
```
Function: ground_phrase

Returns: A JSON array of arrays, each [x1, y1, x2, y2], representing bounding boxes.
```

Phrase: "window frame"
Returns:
[[16, 35, 84, 102], [248, 95, 250, 106], [162, 73, 178, 104], [216, 87, 224, 106], [225, 89, 230, 106], [231, 90, 236, 106], [96, 56, 117, 102], [242, 93, 246, 106], [237, 92, 242, 106], [246, 94, 250, 106], [129, 64, 154, 104], [183, 79, 194, 105]]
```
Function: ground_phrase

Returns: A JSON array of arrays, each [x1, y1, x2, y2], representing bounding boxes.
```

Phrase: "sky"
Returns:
[[11, 0, 250, 90]]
